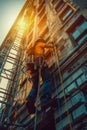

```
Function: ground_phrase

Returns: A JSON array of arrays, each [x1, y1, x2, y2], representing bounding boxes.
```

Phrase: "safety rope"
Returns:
[[44, 0, 73, 129], [53, 73, 64, 130], [45, 4, 63, 128], [53, 45, 72, 130]]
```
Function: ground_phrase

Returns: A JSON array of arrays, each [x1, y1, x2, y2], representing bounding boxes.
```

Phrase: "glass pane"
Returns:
[[80, 21, 87, 31], [56, 3, 64, 12], [66, 82, 77, 93], [72, 30, 81, 39], [72, 21, 87, 40], [76, 78, 82, 86], [62, 9, 72, 21], [78, 34, 87, 45]]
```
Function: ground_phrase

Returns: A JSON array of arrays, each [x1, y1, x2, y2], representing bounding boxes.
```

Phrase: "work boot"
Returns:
[[40, 97, 58, 111], [26, 100, 36, 114]]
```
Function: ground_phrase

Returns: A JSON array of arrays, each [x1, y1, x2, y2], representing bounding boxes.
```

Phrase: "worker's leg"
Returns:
[[26, 72, 39, 114], [27, 74, 39, 101], [40, 65, 52, 105]]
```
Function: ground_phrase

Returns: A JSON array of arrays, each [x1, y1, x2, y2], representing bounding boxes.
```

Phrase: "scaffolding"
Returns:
[[0, 1, 35, 127], [0, 0, 41, 128], [0, 24, 26, 126]]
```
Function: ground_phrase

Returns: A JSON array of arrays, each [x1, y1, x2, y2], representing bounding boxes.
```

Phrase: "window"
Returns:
[[65, 82, 77, 94], [78, 34, 87, 45], [71, 20, 87, 45], [72, 21, 87, 40], [76, 74, 87, 86], [72, 30, 81, 39], [51, 0, 58, 5], [55, 0, 65, 13], [67, 16, 87, 46], [82, 64, 87, 79], [59, 5, 73, 22], [62, 8, 73, 21]]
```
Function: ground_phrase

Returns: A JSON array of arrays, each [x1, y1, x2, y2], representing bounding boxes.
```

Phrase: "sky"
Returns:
[[0, 0, 26, 45]]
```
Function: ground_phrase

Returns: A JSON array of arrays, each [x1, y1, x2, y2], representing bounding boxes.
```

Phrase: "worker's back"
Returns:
[[34, 42, 46, 56]]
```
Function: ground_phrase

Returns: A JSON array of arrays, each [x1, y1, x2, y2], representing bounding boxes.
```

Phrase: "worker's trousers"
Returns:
[[27, 65, 52, 105]]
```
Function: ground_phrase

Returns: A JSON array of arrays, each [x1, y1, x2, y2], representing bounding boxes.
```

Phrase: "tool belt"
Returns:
[[27, 54, 45, 70], [35, 55, 45, 68], [27, 55, 35, 64]]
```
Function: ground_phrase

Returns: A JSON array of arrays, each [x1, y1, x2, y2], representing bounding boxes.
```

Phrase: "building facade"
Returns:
[[0, 0, 87, 130]]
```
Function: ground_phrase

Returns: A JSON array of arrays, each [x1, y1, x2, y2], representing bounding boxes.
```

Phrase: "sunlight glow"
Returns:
[[0, 0, 26, 45]]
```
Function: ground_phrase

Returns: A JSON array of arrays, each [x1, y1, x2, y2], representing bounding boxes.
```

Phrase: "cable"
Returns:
[[53, 73, 64, 130], [53, 44, 73, 130], [45, 0, 73, 129]]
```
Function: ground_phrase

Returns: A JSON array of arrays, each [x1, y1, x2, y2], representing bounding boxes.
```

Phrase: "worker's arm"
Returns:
[[20, 77, 31, 88], [26, 46, 35, 55], [44, 42, 54, 56], [20, 78, 27, 88], [41, 42, 53, 49]]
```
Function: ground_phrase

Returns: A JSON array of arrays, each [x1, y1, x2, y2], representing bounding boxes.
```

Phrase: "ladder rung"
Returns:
[[0, 88, 7, 91], [0, 91, 13, 97], [0, 100, 11, 106], [0, 75, 17, 82]]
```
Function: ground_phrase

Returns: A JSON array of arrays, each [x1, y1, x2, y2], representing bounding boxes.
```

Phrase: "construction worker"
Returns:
[[25, 38, 53, 114]]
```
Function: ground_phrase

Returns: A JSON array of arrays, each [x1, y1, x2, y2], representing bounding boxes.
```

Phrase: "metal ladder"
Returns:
[[0, 20, 27, 128]]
